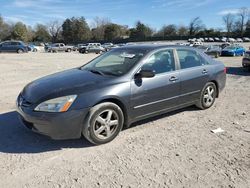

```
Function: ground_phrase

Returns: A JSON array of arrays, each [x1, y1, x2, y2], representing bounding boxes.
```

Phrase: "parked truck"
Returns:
[[47, 43, 73, 52]]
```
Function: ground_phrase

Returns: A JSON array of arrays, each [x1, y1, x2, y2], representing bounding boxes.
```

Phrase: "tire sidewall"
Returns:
[[197, 82, 217, 110], [17, 49, 24, 53], [83, 102, 124, 145]]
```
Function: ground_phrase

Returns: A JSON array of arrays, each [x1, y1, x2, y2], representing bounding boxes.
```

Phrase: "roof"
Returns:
[[117, 44, 196, 51]]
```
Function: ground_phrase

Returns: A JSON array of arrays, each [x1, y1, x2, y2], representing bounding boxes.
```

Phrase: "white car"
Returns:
[[243, 37, 250, 42], [208, 38, 214, 42], [228, 38, 236, 42], [214, 37, 220, 42], [221, 37, 227, 42], [190, 41, 203, 46], [236, 38, 243, 42]]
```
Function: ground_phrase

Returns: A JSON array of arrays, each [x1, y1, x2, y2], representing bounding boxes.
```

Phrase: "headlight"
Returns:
[[34, 95, 77, 112]]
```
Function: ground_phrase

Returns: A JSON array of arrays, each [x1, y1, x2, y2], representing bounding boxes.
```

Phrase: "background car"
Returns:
[[205, 45, 222, 58], [47, 43, 73, 52], [102, 43, 114, 51], [236, 38, 243, 42], [79, 43, 105, 54], [243, 37, 250, 42], [28, 44, 40, 52], [0, 41, 29, 53], [221, 46, 245, 56], [73, 44, 85, 51], [242, 51, 250, 70]]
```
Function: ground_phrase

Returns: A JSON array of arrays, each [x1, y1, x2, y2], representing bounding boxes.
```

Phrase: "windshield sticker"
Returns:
[[119, 52, 136, 58]]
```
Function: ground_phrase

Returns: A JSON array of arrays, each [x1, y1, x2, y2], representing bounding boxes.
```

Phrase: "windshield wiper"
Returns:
[[102, 71, 119, 76], [87, 69, 105, 76]]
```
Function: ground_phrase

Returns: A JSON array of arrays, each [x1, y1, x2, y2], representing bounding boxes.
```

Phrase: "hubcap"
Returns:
[[203, 86, 215, 107], [93, 110, 119, 140]]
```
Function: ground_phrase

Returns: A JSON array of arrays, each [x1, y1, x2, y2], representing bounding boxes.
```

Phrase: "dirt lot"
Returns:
[[0, 46, 249, 187]]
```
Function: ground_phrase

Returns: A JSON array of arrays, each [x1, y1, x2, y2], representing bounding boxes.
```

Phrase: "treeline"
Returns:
[[0, 7, 249, 44]]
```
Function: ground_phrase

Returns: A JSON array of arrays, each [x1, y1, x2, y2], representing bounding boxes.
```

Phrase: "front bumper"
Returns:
[[16, 102, 89, 140]]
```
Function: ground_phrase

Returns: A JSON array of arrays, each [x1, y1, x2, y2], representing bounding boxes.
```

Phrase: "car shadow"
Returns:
[[0, 111, 93, 154], [0, 106, 199, 154], [226, 66, 250, 76]]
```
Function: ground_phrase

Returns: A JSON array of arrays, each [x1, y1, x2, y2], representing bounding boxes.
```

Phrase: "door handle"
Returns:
[[169, 76, 178, 82], [202, 69, 208, 74]]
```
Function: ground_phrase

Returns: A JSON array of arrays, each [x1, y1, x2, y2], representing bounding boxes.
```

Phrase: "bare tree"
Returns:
[[223, 13, 234, 37], [189, 17, 204, 36], [178, 25, 188, 36], [238, 7, 250, 36], [91, 17, 110, 40], [48, 20, 62, 42]]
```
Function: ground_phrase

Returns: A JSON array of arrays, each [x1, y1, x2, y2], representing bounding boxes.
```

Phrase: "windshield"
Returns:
[[225, 46, 236, 50], [81, 48, 146, 76]]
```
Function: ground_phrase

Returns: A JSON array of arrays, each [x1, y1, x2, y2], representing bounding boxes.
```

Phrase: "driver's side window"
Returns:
[[141, 50, 175, 75]]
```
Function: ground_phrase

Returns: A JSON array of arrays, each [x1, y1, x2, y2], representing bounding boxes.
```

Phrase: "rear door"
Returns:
[[1, 42, 11, 52], [130, 49, 181, 119], [176, 49, 211, 103]]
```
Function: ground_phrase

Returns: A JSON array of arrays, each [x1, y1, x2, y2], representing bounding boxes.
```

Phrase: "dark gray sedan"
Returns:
[[16, 45, 226, 145]]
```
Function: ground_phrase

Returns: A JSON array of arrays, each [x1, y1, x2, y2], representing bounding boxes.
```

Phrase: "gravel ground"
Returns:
[[0, 46, 249, 187]]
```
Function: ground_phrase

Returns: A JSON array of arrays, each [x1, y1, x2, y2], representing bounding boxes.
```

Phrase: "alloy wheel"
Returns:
[[203, 86, 215, 107], [93, 109, 119, 140]]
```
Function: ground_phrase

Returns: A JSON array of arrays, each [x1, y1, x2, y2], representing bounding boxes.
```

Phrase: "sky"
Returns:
[[0, 0, 250, 30]]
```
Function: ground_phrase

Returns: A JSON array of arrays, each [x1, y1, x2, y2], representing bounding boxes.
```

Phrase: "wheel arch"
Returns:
[[209, 80, 219, 97], [93, 98, 129, 128]]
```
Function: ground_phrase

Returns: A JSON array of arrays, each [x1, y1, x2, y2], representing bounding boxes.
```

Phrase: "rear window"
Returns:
[[11, 42, 20, 45]]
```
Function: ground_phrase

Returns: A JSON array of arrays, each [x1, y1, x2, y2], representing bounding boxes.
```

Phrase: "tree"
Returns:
[[26, 26, 34, 42], [62, 17, 91, 43], [91, 17, 110, 40], [34, 24, 51, 42], [178, 25, 188, 36], [158, 24, 177, 37], [189, 17, 205, 36], [48, 20, 62, 42], [0, 15, 12, 41], [130, 21, 153, 40], [237, 7, 250, 36], [245, 20, 250, 36], [11, 22, 28, 41], [223, 14, 234, 37], [104, 24, 122, 40]]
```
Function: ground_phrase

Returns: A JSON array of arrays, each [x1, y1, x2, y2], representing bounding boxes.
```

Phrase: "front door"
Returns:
[[130, 49, 181, 120]]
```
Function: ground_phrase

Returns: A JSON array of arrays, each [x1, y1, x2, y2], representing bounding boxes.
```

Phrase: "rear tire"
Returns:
[[196, 82, 217, 110], [82, 102, 124, 145], [17, 49, 24, 53]]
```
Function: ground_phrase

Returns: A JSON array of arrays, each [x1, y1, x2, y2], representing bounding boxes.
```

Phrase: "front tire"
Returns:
[[196, 82, 217, 110], [82, 102, 124, 145]]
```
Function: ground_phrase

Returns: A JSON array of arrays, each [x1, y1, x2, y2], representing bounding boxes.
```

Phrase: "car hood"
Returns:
[[21, 68, 110, 103]]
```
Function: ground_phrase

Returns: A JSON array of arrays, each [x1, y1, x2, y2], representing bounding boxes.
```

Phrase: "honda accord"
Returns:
[[16, 45, 226, 145]]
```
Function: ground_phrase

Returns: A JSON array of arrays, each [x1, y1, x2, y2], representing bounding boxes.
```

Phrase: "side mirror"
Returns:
[[135, 69, 155, 78]]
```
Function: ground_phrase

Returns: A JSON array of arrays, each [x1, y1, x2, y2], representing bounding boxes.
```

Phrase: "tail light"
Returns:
[[224, 67, 227, 73]]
